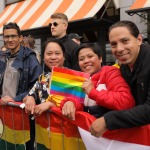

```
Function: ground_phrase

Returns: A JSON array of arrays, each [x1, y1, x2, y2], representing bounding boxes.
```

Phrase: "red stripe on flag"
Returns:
[[52, 67, 90, 78], [0, 105, 30, 130]]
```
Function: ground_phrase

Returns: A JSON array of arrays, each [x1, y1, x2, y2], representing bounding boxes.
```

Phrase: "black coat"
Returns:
[[59, 35, 80, 71], [104, 44, 150, 129]]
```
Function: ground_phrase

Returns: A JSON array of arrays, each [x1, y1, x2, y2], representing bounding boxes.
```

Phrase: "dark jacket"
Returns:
[[59, 35, 80, 71], [0, 45, 42, 102], [104, 44, 150, 130]]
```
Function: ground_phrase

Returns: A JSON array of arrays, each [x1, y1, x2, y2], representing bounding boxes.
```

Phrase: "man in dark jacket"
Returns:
[[49, 13, 80, 71], [90, 21, 150, 137], [0, 22, 42, 150], [0, 22, 42, 102]]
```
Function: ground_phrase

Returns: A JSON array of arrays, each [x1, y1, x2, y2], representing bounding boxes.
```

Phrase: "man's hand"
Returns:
[[82, 78, 94, 95], [25, 96, 36, 114], [1, 96, 14, 105], [62, 101, 76, 120], [89, 117, 107, 138]]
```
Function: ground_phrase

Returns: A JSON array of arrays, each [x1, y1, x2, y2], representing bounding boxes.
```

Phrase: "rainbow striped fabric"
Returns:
[[50, 67, 90, 103]]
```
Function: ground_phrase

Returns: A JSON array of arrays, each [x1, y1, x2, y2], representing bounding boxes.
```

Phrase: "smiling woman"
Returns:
[[25, 38, 66, 116], [61, 42, 135, 118]]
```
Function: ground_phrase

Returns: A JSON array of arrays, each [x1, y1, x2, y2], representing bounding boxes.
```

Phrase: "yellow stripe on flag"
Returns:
[[36, 120, 86, 150], [50, 131, 86, 150], [36, 124, 51, 149], [2, 125, 30, 144]]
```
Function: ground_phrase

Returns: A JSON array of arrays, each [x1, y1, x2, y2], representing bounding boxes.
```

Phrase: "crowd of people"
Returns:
[[0, 12, 150, 150]]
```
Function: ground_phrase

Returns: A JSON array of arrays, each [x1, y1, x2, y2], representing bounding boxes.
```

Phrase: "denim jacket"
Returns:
[[0, 45, 42, 101]]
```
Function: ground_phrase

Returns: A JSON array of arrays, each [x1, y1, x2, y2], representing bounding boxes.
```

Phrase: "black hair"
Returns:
[[108, 20, 140, 38], [76, 43, 102, 60], [3, 22, 21, 36], [43, 38, 65, 56]]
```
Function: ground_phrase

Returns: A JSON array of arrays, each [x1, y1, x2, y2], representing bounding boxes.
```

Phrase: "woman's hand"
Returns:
[[34, 101, 56, 116], [82, 78, 94, 95], [25, 96, 36, 114], [62, 101, 76, 120]]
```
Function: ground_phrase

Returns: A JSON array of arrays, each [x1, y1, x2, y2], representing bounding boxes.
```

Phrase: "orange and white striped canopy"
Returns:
[[129, 0, 150, 11], [0, 0, 106, 34]]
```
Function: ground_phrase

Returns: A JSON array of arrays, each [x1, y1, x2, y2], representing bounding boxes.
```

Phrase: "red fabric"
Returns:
[[60, 97, 84, 111], [60, 66, 135, 111], [52, 107, 150, 146], [0, 101, 30, 130], [103, 125, 150, 146], [89, 66, 135, 110], [52, 67, 90, 78], [35, 110, 81, 137], [51, 107, 95, 131]]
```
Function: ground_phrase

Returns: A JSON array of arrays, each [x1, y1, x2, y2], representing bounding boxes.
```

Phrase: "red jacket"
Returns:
[[61, 66, 135, 111]]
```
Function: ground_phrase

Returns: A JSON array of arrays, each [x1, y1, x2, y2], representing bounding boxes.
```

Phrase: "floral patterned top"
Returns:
[[28, 72, 51, 103]]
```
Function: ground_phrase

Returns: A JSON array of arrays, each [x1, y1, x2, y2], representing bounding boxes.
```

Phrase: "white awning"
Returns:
[[126, 0, 150, 13], [0, 0, 106, 34]]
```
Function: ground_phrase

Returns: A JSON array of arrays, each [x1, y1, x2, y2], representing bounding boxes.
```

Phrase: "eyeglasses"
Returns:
[[49, 22, 58, 27], [3, 35, 19, 41]]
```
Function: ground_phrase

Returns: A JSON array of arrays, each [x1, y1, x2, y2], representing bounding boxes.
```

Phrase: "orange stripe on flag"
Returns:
[[21, 0, 52, 30], [130, 0, 148, 10], [70, 0, 98, 21], [43, 0, 73, 26]]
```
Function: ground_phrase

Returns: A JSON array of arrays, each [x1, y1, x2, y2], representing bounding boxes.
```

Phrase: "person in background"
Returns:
[[0, 22, 42, 150], [25, 38, 66, 116], [49, 13, 80, 71], [68, 33, 83, 45], [90, 20, 150, 138], [142, 34, 148, 44], [22, 35, 41, 63]]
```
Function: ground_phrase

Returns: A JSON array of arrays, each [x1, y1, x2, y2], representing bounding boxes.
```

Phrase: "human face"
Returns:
[[78, 48, 102, 75], [50, 19, 67, 38], [44, 42, 65, 70], [3, 29, 23, 54], [109, 27, 142, 69]]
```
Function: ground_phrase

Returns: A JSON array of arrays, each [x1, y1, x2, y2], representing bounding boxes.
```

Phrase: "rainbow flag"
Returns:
[[50, 67, 90, 103]]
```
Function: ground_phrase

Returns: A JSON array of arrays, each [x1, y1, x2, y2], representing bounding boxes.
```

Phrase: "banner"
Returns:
[[35, 110, 86, 150], [51, 107, 150, 150], [0, 102, 30, 150]]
